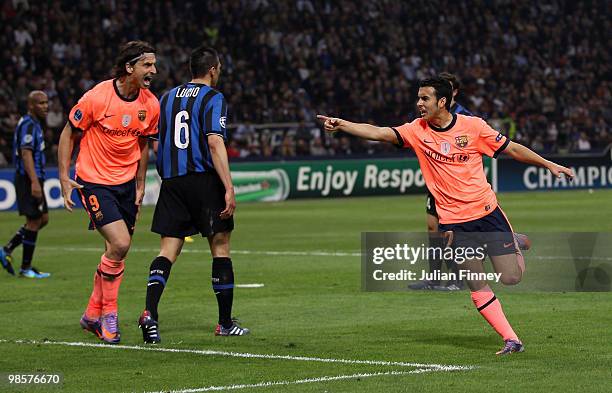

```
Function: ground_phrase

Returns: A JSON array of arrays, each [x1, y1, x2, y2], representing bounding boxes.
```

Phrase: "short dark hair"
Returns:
[[438, 72, 461, 91], [112, 41, 156, 78], [190, 46, 220, 79], [419, 77, 453, 110]]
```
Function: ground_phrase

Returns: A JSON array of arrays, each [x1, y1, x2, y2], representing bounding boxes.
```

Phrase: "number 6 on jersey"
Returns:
[[174, 110, 189, 149]]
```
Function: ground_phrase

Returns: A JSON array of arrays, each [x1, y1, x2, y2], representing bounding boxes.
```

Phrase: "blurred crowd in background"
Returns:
[[0, 0, 610, 166]]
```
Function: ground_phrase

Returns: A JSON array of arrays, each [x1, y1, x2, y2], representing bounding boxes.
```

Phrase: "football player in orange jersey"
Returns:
[[318, 76, 573, 355], [57, 41, 160, 344]]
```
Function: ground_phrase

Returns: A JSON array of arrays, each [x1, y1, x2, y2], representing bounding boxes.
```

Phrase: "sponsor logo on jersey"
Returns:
[[455, 135, 468, 148], [495, 133, 503, 142], [453, 153, 469, 163], [101, 127, 143, 137], [74, 109, 83, 121]]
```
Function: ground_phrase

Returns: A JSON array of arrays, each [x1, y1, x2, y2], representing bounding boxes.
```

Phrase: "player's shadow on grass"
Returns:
[[406, 329, 497, 350]]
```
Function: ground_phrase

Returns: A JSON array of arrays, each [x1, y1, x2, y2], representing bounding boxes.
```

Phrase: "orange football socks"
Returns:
[[84, 268, 103, 320], [99, 254, 125, 315], [471, 286, 519, 342]]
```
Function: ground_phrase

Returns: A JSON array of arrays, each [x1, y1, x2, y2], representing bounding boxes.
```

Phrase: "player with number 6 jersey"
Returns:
[[138, 45, 248, 344]]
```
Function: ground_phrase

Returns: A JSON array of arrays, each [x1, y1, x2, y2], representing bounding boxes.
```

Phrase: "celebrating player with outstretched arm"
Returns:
[[318, 76, 574, 355], [57, 41, 160, 344], [411, 72, 475, 292]]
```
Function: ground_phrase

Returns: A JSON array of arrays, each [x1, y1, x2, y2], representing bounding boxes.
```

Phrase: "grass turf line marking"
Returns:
[[0, 339, 473, 372], [43, 246, 361, 257], [39, 246, 612, 261], [145, 369, 439, 393], [235, 283, 264, 288]]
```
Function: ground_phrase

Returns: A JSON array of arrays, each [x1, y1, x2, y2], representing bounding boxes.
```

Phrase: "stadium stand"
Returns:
[[0, 0, 609, 164]]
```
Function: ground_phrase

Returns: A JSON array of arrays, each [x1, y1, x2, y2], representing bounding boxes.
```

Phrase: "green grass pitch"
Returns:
[[0, 190, 611, 392]]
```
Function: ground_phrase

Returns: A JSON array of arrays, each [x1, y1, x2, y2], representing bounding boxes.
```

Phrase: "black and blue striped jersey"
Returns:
[[157, 83, 227, 179], [13, 114, 46, 179], [451, 102, 473, 116]]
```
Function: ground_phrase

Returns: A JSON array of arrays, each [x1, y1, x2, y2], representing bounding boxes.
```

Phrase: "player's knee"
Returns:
[[209, 232, 230, 255], [39, 215, 49, 229], [26, 217, 43, 230], [109, 238, 131, 260]]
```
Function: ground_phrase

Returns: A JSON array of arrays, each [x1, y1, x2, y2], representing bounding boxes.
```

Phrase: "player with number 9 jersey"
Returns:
[[57, 41, 159, 344]]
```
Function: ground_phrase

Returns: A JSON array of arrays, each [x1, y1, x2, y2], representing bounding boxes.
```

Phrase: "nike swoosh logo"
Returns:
[[423, 140, 434, 144], [503, 243, 514, 248], [104, 114, 115, 118]]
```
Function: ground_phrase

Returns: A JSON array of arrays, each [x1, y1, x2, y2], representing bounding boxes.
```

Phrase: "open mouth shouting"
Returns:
[[143, 75, 154, 88]]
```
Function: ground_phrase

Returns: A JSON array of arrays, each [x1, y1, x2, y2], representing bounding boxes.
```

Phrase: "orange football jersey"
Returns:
[[394, 114, 509, 224], [69, 79, 159, 185]]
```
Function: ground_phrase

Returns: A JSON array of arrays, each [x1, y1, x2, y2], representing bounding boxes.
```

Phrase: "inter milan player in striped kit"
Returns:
[[138, 46, 249, 343], [0, 91, 51, 278]]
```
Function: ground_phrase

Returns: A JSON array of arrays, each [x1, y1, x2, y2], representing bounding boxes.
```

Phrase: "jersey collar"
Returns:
[[113, 78, 140, 102], [428, 113, 457, 132]]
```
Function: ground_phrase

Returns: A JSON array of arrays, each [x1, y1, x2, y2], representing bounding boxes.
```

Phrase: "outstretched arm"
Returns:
[[503, 141, 574, 179], [317, 115, 399, 144]]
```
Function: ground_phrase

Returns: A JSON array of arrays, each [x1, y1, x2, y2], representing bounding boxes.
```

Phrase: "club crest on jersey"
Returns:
[[122, 114, 132, 127], [455, 135, 468, 148], [138, 110, 147, 121], [441, 141, 451, 155]]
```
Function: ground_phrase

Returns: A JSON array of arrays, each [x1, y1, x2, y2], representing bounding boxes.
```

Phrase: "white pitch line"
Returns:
[[235, 283, 264, 288], [0, 339, 473, 372], [39, 246, 361, 257], [37, 246, 612, 261], [145, 369, 438, 393]]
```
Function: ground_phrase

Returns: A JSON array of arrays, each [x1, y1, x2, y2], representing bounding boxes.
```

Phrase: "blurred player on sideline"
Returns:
[[1, 91, 51, 278], [137, 46, 248, 344], [57, 41, 159, 344], [318, 76, 573, 355]]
